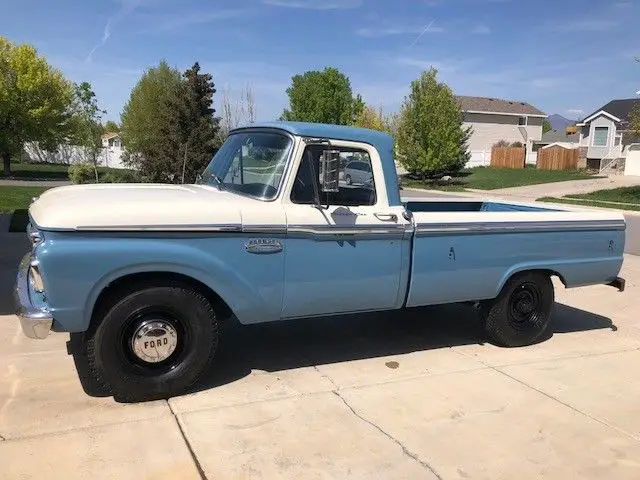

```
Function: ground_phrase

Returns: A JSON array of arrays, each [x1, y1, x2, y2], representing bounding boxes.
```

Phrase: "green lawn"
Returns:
[[6, 162, 70, 180], [0, 186, 51, 213], [537, 186, 640, 212], [0, 186, 52, 232], [401, 166, 598, 191], [4, 162, 135, 180]]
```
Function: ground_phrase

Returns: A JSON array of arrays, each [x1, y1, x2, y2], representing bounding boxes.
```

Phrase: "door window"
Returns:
[[290, 145, 376, 206]]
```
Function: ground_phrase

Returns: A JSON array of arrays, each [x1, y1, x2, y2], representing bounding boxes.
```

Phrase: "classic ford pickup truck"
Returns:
[[15, 121, 626, 401]]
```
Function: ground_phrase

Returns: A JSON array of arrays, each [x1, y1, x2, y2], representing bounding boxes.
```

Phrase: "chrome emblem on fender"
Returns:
[[245, 239, 283, 254]]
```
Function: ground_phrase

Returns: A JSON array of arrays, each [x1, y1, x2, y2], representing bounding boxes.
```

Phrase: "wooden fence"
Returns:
[[537, 146, 579, 170], [490, 147, 525, 169]]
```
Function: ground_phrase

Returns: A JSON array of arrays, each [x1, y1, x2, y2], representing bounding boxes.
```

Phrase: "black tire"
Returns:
[[483, 271, 554, 347], [345, 174, 352, 185], [84, 281, 218, 402]]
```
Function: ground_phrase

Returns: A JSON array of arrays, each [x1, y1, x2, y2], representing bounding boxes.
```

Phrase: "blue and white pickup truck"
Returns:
[[14, 121, 626, 401]]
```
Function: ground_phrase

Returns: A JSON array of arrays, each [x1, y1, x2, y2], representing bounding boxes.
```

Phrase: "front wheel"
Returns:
[[483, 271, 554, 347], [83, 282, 219, 402]]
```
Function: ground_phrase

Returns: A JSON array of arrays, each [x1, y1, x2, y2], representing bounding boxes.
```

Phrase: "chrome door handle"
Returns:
[[374, 212, 398, 222]]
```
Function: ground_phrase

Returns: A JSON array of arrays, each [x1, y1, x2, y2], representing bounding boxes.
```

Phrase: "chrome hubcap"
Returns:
[[131, 320, 178, 363]]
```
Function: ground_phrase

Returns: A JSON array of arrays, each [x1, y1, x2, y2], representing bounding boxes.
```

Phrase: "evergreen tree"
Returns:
[[160, 62, 221, 183]]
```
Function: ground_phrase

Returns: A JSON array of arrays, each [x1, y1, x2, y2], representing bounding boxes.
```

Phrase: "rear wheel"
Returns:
[[83, 281, 219, 402], [483, 271, 554, 347]]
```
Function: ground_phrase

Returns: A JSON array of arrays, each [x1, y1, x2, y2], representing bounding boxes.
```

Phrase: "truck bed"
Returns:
[[401, 197, 626, 308], [405, 199, 559, 213]]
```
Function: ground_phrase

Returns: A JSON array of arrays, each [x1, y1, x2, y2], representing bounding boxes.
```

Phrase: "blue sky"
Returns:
[[2, 0, 639, 123]]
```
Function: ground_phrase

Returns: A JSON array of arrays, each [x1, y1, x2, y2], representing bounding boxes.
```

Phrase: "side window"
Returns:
[[290, 145, 377, 206]]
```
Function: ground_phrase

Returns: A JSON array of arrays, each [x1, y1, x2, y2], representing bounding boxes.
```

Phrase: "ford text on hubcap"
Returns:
[[131, 320, 178, 363]]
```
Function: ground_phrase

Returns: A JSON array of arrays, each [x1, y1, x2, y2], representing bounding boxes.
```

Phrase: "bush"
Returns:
[[100, 170, 139, 183], [68, 164, 96, 184]]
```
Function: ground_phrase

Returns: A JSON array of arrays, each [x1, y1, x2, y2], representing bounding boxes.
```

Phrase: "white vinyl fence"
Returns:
[[23, 142, 129, 169]]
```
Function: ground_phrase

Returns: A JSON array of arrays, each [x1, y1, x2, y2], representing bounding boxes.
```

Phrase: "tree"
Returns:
[[280, 67, 361, 125], [396, 67, 472, 178], [124, 62, 220, 183], [69, 81, 106, 182], [120, 60, 183, 174], [217, 83, 256, 145], [354, 103, 396, 133], [160, 62, 221, 183], [543, 119, 552, 134], [0, 36, 74, 176], [103, 120, 120, 133]]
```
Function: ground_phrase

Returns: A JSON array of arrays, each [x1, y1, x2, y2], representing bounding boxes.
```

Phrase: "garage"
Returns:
[[624, 143, 640, 176]]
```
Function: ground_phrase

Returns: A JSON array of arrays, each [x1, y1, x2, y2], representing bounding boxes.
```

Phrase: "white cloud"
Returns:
[[567, 109, 584, 115], [356, 23, 444, 37], [262, 0, 362, 9]]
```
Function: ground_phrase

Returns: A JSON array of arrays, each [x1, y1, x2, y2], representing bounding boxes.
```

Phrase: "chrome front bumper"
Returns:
[[14, 252, 52, 339]]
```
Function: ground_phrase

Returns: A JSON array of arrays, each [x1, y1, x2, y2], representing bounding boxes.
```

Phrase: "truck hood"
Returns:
[[29, 183, 248, 231]]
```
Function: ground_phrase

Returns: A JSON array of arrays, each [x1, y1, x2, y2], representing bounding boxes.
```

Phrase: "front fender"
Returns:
[[37, 233, 284, 332]]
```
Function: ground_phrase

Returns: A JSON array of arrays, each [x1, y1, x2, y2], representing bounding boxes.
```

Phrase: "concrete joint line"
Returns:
[[493, 368, 640, 443], [167, 401, 208, 480], [332, 390, 443, 480], [312, 365, 339, 390]]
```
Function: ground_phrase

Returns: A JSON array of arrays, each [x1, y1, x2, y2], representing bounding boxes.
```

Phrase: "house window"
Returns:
[[592, 126, 609, 147], [518, 116, 526, 126]]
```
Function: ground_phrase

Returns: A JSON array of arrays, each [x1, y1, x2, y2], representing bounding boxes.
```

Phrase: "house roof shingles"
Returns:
[[455, 95, 546, 116], [540, 129, 579, 144], [582, 98, 640, 128]]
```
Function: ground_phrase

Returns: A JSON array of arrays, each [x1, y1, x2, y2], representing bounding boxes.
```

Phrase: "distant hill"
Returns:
[[547, 114, 574, 131]]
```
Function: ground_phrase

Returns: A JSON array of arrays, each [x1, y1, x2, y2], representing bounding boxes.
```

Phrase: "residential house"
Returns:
[[533, 126, 580, 151], [575, 98, 640, 173], [456, 95, 546, 167], [102, 132, 122, 149]]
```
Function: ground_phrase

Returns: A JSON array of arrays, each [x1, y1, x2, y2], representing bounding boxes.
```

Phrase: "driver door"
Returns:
[[282, 142, 408, 319]]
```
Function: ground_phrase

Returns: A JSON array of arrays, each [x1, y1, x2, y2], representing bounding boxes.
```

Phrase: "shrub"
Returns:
[[511, 141, 524, 148], [100, 170, 139, 183], [493, 140, 510, 147], [68, 164, 96, 184]]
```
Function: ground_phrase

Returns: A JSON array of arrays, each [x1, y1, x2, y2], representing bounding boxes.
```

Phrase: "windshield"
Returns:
[[198, 131, 293, 200]]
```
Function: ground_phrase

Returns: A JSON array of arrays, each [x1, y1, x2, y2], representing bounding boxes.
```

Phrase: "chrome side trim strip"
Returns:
[[287, 224, 409, 240], [242, 225, 287, 234], [415, 220, 626, 236], [75, 224, 243, 232]]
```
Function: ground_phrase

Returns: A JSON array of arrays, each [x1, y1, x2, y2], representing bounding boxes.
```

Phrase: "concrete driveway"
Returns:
[[1, 235, 640, 479]]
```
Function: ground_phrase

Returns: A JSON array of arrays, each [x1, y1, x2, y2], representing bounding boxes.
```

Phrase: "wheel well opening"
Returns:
[[90, 272, 234, 329], [506, 268, 567, 288]]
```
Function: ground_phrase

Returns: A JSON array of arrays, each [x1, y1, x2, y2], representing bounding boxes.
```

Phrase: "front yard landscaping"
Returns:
[[4, 162, 136, 181], [401, 166, 598, 192], [538, 186, 640, 212], [0, 186, 51, 232]]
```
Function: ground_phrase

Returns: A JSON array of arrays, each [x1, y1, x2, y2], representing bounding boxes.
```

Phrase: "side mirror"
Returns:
[[319, 149, 340, 193]]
